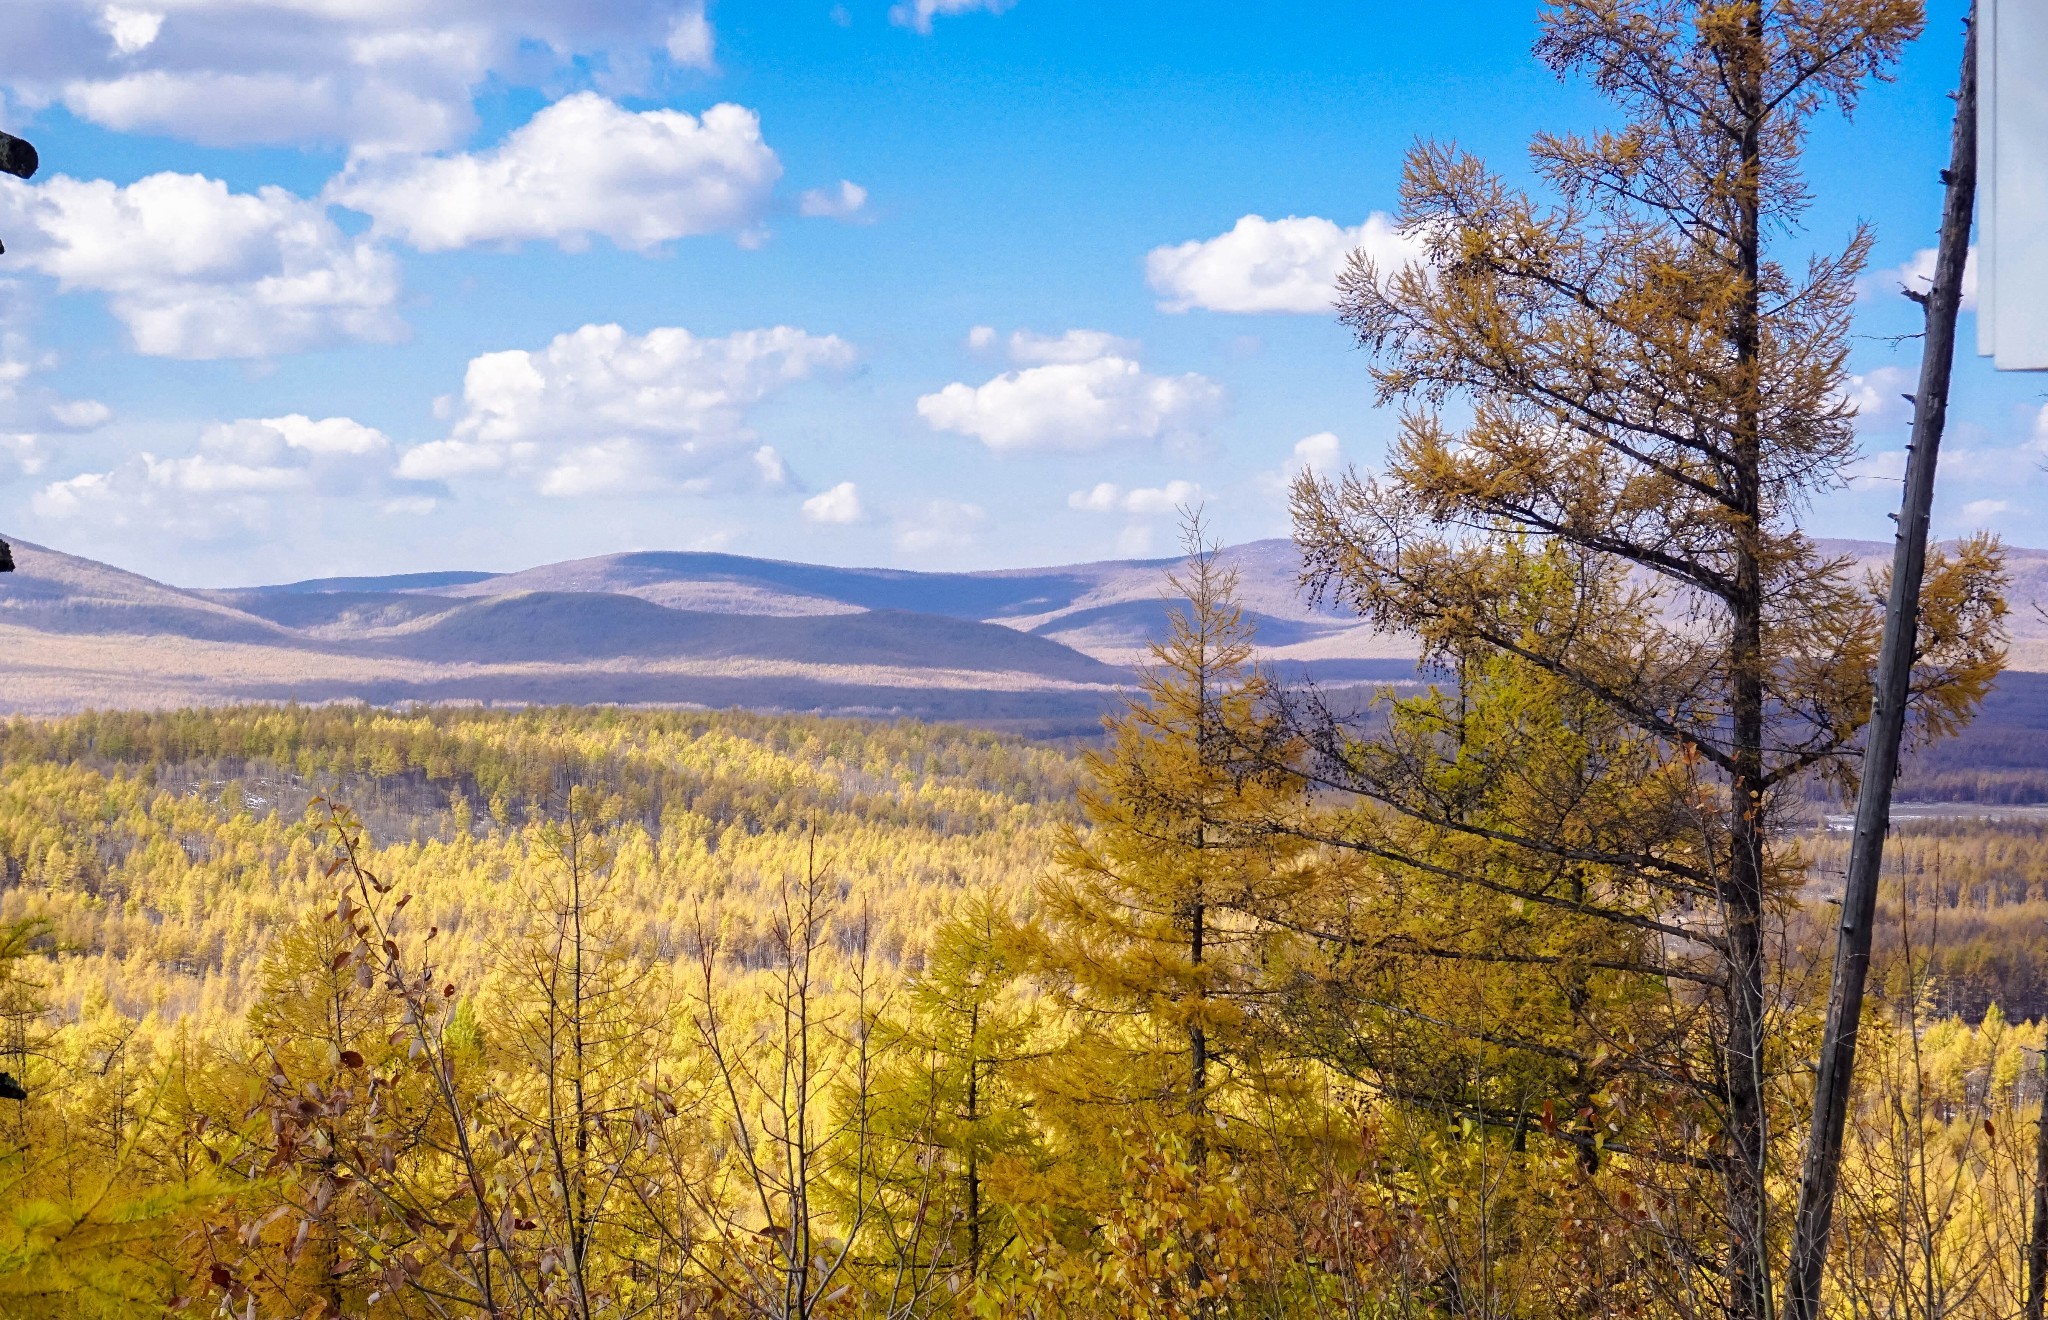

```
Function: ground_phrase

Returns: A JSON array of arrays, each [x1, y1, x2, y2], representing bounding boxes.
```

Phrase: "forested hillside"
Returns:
[[0, 705, 1079, 1024], [1, 2, 2037, 1318], [1, 632, 2044, 1317], [1807, 818, 2048, 1022], [0, 704, 1095, 1314]]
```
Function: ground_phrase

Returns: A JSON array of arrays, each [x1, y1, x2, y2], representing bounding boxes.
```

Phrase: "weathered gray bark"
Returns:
[[2028, 1050, 2048, 1320], [1779, 15, 1979, 1320]]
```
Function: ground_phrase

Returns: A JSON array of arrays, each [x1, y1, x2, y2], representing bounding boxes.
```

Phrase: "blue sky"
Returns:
[[0, 0, 2037, 587]]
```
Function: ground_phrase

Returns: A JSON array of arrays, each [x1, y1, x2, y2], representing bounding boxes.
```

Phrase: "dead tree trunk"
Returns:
[[2029, 1050, 2048, 1320], [1780, 14, 1979, 1320]]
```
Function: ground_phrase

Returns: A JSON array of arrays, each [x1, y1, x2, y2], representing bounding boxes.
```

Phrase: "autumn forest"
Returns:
[[3, 1, 2040, 1318]]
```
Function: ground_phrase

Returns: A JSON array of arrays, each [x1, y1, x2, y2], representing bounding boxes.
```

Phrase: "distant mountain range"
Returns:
[[0, 537, 1411, 730], [2, 536, 2043, 734]]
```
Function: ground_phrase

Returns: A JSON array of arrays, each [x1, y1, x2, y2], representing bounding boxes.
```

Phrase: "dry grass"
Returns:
[[0, 623, 1126, 719]]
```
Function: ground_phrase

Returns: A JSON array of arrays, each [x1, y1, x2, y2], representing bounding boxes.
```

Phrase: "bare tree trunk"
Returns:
[[965, 1003, 981, 1283], [1780, 16, 1979, 1320], [2029, 1049, 2048, 1320], [1189, 611, 1211, 1129]]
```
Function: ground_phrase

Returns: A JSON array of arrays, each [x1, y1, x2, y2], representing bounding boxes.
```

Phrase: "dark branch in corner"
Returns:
[[0, 128, 37, 259]]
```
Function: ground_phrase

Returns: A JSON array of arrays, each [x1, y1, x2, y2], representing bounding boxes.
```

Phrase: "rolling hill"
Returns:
[[0, 540, 1150, 730], [2, 534, 2044, 744], [219, 537, 2048, 670], [206, 538, 1413, 667]]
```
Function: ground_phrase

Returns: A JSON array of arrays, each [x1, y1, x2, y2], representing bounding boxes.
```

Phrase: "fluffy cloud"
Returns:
[[1146, 213, 1425, 315], [397, 322, 856, 496], [1844, 447, 1906, 490], [802, 480, 865, 525], [1253, 432, 1348, 503], [1007, 328, 1140, 365], [1844, 365, 1916, 431], [0, 432, 43, 477], [100, 8, 161, 54], [1290, 431, 1344, 478], [894, 498, 985, 554], [666, 5, 716, 65], [33, 413, 401, 539], [890, 0, 1015, 34], [0, 1, 717, 155], [221, 414, 392, 460], [753, 445, 791, 487], [1960, 498, 2012, 524], [1875, 245, 1979, 310], [0, 291, 114, 474], [329, 95, 783, 253], [1067, 479, 1200, 515], [49, 399, 111, 429], [0, 172, 402, 358], [917, 328, 1222, 453], [798, 180, 868, 221]]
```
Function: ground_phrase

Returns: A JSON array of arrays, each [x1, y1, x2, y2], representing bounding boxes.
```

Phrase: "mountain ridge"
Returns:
[[4, 535, 2045, 729]]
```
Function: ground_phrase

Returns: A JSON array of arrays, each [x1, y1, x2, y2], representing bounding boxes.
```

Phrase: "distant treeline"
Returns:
[[1893, 672, 2048, 803], [1806, 819, 2048, 1022]]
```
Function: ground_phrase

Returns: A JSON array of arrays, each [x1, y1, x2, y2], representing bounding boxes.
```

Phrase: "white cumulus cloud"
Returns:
[[1288, 431, 1344, 478], [1844, 365, 1916, 431], [666, 6, 716, 66], [1146, 213, 1425, 315], [397, 322, 856, 496], [1007, 328, 1140, 365], [33, 413, 402, 539], [798, 179, 868, 220], [917, 328, 1223, 453], [1876, 245, 1979, 310], [0, 294, 113, 473], [1256, 431, 1349, 503], [0, 433, 44, 477], [240, 413, 393, 459], [329, 95, 782, 253], [2032, 403, 2048, 456], [1845, 447, 1906, 490], [890, 0, 1015, 35], [100, 6, 163, 55], [1067, 479, 1201, 515], [802, 480, 865, 525], [49, 399, 112, 429], [1119, 484, 1191, 516], [0, 0, 718, 155], [752, 445, 791, 487], [0, 172, 402, 358]]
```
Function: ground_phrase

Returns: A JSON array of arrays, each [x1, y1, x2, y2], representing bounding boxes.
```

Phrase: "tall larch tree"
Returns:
[[859, 892, 1042, 1295], [1294, 4, 2006, 1318], [1038, 519, 1307, 1127]]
